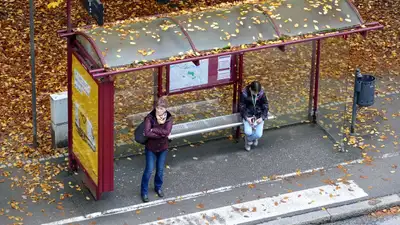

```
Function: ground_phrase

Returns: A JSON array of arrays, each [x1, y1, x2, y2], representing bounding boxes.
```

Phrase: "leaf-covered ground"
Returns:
[[0, 0, 399, 161]]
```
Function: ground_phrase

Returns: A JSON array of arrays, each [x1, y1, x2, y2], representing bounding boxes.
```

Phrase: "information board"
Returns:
[[72, 55, 99, 185], [169, 59, 209, 91], [168, 56, 234, 93]]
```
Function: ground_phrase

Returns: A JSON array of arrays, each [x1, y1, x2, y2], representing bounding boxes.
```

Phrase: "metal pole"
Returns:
[[29, 0, 38, 147], [235, 53, 244, 139], [350, 69, 362, 134], [153, 69, 159, 107], [312, 40, 321, 123], [66, 0, 76, 171], [308, 41, 316, 121]]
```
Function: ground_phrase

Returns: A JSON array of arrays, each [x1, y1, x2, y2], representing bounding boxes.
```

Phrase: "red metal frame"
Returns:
[[157, 67, 163, 97], [312, 40, 321, 123], [92, 23, 383, 79], [231, 54, 238, 114], [308, 41, 316, 121], [97, 79, 115, 199], [165, 65, 170, 95], [235, 53, 244, 139]]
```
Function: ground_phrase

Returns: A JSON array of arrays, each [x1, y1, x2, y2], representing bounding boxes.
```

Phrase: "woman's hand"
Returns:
[[256, 118, 263, 124], [246, 117, 253, 125]]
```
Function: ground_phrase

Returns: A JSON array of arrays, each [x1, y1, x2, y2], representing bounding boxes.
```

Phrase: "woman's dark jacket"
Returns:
[[239, 86, 269, 120], [144, 110, 173, 152]]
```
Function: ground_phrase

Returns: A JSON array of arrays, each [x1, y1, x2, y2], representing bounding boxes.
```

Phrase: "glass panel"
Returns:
[[175, 4, 279, 52], [113, 68, 236, 157], [76, 35, 103, 67], [264, 0, 362, 37], [317, 38, 351, 152], [84, 18, 193, 68], [244, 42, 313, 129], [114, 69, 155, 157]]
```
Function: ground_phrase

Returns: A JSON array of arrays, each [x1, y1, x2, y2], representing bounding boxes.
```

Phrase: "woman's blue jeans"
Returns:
[[141, 149, 168, 196], [243, 119, 264, 142]]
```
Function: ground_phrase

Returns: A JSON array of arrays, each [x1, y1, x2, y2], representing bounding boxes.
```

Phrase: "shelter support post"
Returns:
[[232, 55, 238, 139], [66, 0, 76, 171], [312, 40, 321, 123], [67, 40, 76, 171], [308, 41, 317, 121], [157, 67, 163, 97], [153, 68, 158, 106], [97, 79, 115, 199], [235, 53, 244, 140]]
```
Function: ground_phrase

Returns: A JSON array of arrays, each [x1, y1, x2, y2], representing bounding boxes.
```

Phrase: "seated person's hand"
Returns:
[[246, 117, 253, 124], [256, 118, 263, 124]]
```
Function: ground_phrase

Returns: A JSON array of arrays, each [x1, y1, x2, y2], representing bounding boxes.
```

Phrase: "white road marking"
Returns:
[[41, 151, 400, 225], [140, 180, 367, 225], [41, 166, 322, 225]]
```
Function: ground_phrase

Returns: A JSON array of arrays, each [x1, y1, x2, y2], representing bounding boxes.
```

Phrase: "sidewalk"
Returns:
[[0, 94, 398, 225]]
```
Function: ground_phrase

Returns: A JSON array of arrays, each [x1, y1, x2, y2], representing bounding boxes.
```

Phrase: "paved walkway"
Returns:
[[0, 93, 398, 225]]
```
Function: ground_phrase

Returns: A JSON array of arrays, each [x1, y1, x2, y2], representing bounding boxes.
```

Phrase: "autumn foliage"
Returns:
[[0, 0, 399, 163]]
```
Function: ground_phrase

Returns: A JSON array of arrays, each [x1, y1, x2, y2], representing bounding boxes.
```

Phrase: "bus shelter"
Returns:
[[59, 0, 383, 200]]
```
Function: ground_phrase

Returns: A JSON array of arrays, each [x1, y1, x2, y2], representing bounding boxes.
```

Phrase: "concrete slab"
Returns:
[[258, 210, 331, 225], [327, 200, 376, 221]]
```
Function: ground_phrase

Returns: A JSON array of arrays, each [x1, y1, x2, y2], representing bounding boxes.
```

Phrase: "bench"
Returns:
[[169, 112, 276, 140]]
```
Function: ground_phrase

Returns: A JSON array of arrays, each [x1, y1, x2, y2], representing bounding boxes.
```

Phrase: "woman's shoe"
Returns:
[[155, 189, 164, 198], [141, 195, 149, 202], [253, 139, 258, 147], [245, 137, 252, 151]]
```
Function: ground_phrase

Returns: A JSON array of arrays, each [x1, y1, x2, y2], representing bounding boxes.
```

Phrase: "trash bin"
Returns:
[[356, 75, 376, 107]]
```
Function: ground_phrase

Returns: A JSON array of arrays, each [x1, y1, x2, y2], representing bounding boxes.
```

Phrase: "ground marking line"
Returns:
[[40, 151, 400, 225], [139, 180, 368, 225]]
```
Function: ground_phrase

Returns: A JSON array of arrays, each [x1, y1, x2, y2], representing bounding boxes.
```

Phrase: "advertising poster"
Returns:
[[72, 55, 99, 185]]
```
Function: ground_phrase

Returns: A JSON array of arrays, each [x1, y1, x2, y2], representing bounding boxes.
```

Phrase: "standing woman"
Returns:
[[141, 97, 173, 202], [239, 81, 269, 151]]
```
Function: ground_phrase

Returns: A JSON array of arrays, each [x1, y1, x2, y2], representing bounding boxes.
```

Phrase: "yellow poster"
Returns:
[[72, 55, 99, 185]]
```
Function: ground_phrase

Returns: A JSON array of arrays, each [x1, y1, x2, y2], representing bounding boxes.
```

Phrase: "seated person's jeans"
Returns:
[[141, 149, 168, 196], [243, 119, 264, 142]]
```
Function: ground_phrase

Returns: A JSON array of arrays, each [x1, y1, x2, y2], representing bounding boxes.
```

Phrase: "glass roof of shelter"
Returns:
[[76, 0, 364, 69]]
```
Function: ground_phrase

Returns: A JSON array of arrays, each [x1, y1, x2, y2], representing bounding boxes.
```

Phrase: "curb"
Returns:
[[257, 194, 400, 225]]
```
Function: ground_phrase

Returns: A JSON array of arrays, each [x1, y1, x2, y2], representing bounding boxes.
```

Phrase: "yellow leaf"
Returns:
[[47, 0, 63, 9]]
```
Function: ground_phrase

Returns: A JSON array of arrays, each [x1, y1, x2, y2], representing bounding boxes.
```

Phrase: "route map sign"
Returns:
[[169, 59, 209, 91]]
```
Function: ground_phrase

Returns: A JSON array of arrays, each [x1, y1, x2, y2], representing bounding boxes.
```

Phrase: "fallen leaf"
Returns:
[[248, 184, 256, 189], [196, 203, 205, 209]]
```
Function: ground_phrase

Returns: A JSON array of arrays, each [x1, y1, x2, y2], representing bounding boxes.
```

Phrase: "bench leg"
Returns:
[[235, 127, 241, 142]]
